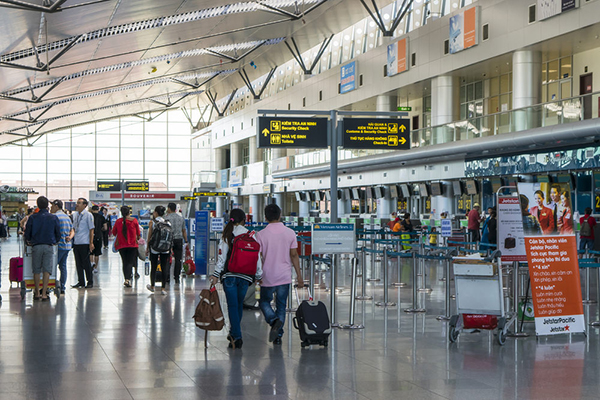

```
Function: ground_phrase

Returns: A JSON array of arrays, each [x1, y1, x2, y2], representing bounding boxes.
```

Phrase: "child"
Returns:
[[429, 226, 438, 246]]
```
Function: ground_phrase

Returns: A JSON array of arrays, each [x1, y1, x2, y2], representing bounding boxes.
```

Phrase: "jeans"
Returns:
[[259, 284, 289, 337], [57, 249, 70, 290], [222, 277, 250, 340], [580, 238, 594, 251]]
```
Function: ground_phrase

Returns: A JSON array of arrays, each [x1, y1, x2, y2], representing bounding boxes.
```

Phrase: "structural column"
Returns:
[[431, 75, 459, 144], [230, 142, 243, 209], [249, 136, 262, 164], [512, 50, 542, 131], [299, 200, 310, 218], [249, 194, 262, 222]]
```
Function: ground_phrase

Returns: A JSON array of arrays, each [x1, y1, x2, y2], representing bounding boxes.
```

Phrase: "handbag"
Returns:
[[137, 238, 146, 261]]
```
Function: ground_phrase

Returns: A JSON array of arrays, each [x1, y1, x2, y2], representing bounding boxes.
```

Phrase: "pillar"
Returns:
[[216, 197, 225, 218], [299, 200, 310, 218], [272, 148, 286, 160], [249, 136, 262, 164], [376, 197, 394, 219], [376, 94, 397, 113], [230, 142, 241, 168], [431, 75, 460, 144], [337, 198, 350, 217], [249, 194, 262, 222], [273, 193, 285, 214], [214, 147, 226, 171], [513, 50, 542, 131], [431, 182, 453, 219]]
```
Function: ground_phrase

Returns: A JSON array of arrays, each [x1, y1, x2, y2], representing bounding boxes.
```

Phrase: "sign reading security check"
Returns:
[[311, 223, 356, 254], [342, 118, 410, 150], [257, 117, 328, 148]]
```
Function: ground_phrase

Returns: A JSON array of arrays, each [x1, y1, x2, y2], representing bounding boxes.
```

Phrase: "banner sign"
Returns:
[[537, 0, 579, 21], [465, 146, 600, 177], [311, 223, 356, 254], [97, 181, 121, 191], [497, 195, 527, 262], [257, 117, 328, 148], [125, 181, 149, 191], [230, 166, 243, 187], [200, 202, 216, 211], [194, 211, 210, 275], [109, 193, 176, 199], [340, 61, 357, 94], [342, 118, 410, 150], [449, 6, 479, 54], [387, 37, 408, 77], [181, 196, 197, 201], [441, 219, 452, 237], [518, 181, 584, 336]]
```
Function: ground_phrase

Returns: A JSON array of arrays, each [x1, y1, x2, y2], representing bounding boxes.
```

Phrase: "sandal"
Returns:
[[33, 295, 41, 301], [41, 297, 49, 302]]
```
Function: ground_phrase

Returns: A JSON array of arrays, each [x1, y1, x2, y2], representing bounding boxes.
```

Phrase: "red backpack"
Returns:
[[225, 232, 260, 276]]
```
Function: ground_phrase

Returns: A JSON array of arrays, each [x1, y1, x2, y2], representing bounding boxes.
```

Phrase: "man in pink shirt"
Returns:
[[256, 204, 304, 345]]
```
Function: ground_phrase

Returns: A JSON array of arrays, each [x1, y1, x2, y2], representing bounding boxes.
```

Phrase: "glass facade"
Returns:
[[0, 109, 192, 201]]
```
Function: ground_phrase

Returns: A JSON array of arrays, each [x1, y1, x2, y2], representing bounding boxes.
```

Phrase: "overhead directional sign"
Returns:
[[181, 196, 197, 201], [193, 191, 228, 197], [257, 116, 328, 148], [97, 181, 121, 191], [342, 118, 410, 150], [125, 181, 149, 191]]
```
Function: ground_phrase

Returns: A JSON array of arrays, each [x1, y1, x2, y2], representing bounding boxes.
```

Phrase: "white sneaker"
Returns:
[[146, 284, 154, 293], [161, 290, 167, 295], [92, 267, 98, 274]]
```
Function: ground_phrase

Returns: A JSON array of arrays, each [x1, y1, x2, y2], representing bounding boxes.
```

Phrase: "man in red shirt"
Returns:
[[579, 207, 596, 252], [468, 203, 482, 242]]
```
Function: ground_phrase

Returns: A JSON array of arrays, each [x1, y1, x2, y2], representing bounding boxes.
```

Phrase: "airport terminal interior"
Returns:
[[2, 0, 600, 398]]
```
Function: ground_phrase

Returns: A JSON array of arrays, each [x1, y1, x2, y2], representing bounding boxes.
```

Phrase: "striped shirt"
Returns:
[[55, 210, 73, 251]]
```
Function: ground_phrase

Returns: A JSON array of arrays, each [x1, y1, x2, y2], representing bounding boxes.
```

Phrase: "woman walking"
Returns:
[[146, 205, 172, 295], [112, 206, 140, 288], [209, 209, 262, 349]]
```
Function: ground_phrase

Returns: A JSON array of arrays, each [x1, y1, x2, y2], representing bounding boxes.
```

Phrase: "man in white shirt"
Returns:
[[71, 198, 95, 288]]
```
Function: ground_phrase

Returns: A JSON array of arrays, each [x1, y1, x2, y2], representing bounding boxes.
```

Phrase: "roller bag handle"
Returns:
[[293, 284, 313, 306]]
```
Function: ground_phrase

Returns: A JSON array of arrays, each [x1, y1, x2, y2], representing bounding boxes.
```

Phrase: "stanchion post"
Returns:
[[330, 254, 339, 327], [508, 261, 529, 337], [436, 256, 452, 321], [356, 247, 373, 300], [583, 249, 596, 304], [341, 257, 365, 329], [393, 239, 406, 287], [404, 251, 426, 313], [309, 254, 315, 291], [376, 248, 396, 307]]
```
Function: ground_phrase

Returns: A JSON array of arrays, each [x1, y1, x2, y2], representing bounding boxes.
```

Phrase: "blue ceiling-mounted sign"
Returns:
[[340, 61, 358, 94]]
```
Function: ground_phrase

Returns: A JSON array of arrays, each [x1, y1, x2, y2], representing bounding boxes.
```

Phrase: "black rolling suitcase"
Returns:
[[292, 286, 331, 348]]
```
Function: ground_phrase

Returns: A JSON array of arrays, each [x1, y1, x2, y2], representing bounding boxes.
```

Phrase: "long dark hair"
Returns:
[[121, 206, 130, 239], [222, 208, 245, 247]]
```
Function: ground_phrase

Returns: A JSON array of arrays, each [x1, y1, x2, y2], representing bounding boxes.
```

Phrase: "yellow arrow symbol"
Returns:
[[399, 125, 406, 133], [262, 128, 270, 136], [399, 137, 406, 145]]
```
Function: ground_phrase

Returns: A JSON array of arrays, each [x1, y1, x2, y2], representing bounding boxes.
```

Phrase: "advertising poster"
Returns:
[[386, 37, 408, 77], [340, 61, 357, 94], [537, 0, 579, 21], [497, 195, 527, 262], [449, 6, 479, 54], [518, 182, 585, 336]]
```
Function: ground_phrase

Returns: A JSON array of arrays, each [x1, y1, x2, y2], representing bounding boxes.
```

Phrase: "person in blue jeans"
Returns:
[[51, 200, 74, 293], [209, 208, 262, 349], [256, 204, 304, 345]]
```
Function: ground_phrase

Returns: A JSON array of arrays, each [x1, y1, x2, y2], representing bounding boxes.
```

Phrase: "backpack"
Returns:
[[193, 287, 225, 331], [581, 217, 592, 237], [150, 220, 174, 253], [92, 213, 104, 240], [225, 232, 260, 276]]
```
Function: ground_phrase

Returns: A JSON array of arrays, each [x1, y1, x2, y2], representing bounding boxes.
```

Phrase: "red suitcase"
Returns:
[[463, 314, 498, 330], [10, 256, 23, 284]]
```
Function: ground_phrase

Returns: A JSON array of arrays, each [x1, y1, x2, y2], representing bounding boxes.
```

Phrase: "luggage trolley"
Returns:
[[448, 251, 512, 345], [21, 245, 60, 300]]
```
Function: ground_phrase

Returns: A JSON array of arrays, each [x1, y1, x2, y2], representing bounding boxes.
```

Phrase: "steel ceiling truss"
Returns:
[[0, 34, 83, 72], [284, 35, 333, 75], [360, 0, 413, 37], [0, 70, 234, 123], [254, 0, 328, 20], [0, 38, 282, 102], [238, 66, 276, 100], [181, 104, 212, 131], [206, 89, 238, 118], [0, 0, 323, 64], [205, 39, 269, 64], [1, 90, 204, 136], [0, 0, 110, 13]]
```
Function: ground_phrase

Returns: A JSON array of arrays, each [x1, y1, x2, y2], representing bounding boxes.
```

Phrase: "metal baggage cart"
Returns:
[[21, 245, 60, 300], [448, 252, 513, 345]]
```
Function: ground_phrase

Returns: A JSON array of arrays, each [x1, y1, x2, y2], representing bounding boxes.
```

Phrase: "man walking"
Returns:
[[256, 204, 304, 345], [51, 200, 74, 294], [101, 207, 111, 249], [72, 198, 95, 288], [164, 202, 188, 286], [24, 196, 61, 301]]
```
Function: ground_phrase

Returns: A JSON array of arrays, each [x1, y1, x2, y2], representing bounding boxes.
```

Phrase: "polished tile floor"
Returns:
[[1, 235, 600, 399]]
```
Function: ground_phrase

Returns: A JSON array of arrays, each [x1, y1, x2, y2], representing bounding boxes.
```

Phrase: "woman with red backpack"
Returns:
[[209, 208, 262, 349]]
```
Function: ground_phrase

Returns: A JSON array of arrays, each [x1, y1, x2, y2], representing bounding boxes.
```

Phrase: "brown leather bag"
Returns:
[[193, 286, 225, 347]]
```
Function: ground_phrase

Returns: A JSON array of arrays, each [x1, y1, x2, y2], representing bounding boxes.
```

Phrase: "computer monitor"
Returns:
[[389, 185, 399, 198], [365, 187, 374, 199], [351, 188, 361, 200], [419, 183, 429, 197], [400, 184, 411, 198], [373, 186, 384, 199]]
